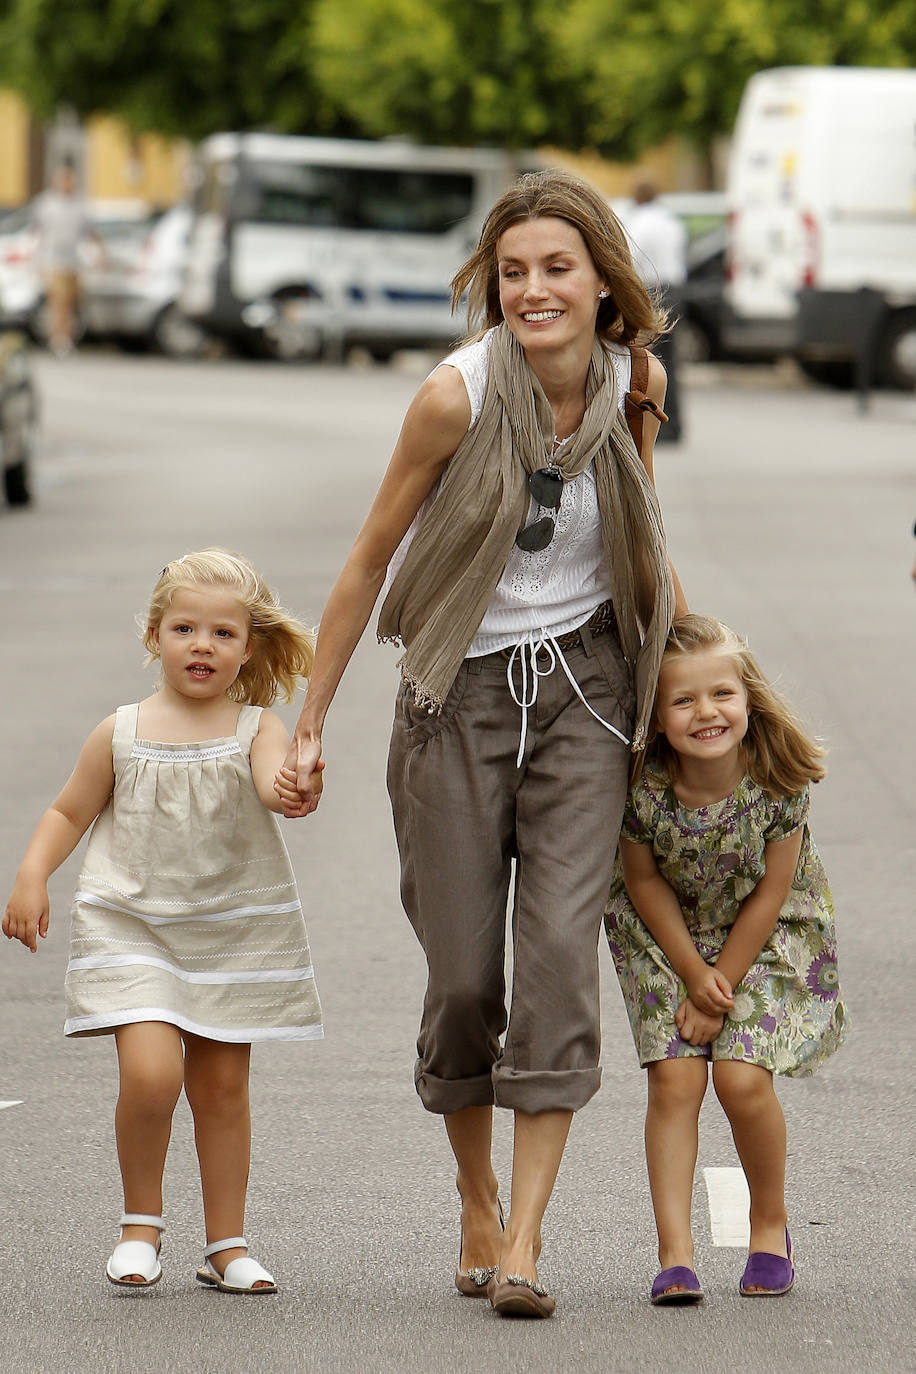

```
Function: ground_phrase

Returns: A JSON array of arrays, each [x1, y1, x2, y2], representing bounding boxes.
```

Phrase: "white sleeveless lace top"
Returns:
[[386, 328, 632, 656]]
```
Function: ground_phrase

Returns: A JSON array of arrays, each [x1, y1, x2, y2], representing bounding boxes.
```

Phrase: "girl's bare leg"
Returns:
[[498, 1109, 572, 1285], [645, 1057, 709, 1291], [713, 1060, 788, 1286], [113, 1022, 184, 1271], [445, 1106, 502, 1273], [183, 1034, 266, 1282]]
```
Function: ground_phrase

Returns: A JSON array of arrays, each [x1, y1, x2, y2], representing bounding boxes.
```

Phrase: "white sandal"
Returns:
[[106, 1213, 165, 1288], [196, 1236, 277, 1295]]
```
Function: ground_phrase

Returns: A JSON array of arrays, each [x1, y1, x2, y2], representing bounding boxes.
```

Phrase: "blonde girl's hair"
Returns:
[[451, 168, 668, 346], [649, 614, 826, 798], [143, 549, 315, 707]]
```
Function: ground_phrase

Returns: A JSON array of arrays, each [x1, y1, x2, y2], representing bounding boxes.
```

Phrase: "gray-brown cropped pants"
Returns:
[[386, 622, 635, 1116]]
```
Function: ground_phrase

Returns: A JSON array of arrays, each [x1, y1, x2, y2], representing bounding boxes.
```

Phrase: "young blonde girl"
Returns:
[[604, 614, 846, 1305], [3, 550, 323, 1294]]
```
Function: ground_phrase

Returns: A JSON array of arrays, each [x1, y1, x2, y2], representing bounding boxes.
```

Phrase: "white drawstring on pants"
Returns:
[[505, 631, 630, 768]]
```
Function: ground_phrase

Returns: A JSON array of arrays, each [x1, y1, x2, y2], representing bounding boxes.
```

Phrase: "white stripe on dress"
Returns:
[[67, 954, 316, 984], [63, 1008, 325, 1041], [74, 891, 302, 924]]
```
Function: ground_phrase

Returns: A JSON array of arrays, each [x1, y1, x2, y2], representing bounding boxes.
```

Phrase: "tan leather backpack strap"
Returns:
[[625, 345, 668, 452]]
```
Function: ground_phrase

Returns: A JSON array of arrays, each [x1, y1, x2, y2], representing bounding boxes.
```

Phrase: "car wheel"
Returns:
[[877, 310, 916, 390], [676, 318, 713, 365], [152, 303, 210, 359], [258, 293, 323, 362], [2, 412, 36, 506], [4, 458, 31, 505]]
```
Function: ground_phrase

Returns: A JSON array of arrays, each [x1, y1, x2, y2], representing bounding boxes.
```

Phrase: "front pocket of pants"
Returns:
[[396, 661, 469, 745], [589, 634, 636, 726]]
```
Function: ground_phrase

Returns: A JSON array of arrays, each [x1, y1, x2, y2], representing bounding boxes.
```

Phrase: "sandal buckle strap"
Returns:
[[203, 1236, 247, 1258], [119, 1212, 165, 1231]]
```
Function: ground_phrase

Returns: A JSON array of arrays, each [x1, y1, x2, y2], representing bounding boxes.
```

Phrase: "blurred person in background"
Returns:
[[33, 159, 100, 357], [622, 177, 688, 443], [280, 170, 686, 1319]]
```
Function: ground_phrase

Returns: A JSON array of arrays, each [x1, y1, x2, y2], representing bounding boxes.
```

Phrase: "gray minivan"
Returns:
[[180, 133, 520, 360]]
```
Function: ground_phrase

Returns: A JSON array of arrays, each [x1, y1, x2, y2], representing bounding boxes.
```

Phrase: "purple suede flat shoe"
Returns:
[[650, 1265, 704, 1305], [740, 1230, 795, 1296]]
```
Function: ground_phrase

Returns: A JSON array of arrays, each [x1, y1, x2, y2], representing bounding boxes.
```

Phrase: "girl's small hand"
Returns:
[[274, 761, 324, 818], [278, 735, 324, 817], [2, 883, 50, 953], [676, 997, 724, 1046], [686, 963, 734, 1016]]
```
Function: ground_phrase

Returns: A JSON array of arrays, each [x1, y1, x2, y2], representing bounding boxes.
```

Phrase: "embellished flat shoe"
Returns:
[[454, 1196, 504, 1298], [488, 1271, 556, 1319], [106, 1212, 165, 1288], [650, 1265, 704, 1305], [196, 1236, 277, 1295], [740, 1230, 794, 1296]]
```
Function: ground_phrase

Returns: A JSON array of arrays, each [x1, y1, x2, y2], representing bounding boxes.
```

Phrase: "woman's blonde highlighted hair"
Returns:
[[451, 168, 668, 346], [143, 549, 315, 707], [649, 614, 826, 798]]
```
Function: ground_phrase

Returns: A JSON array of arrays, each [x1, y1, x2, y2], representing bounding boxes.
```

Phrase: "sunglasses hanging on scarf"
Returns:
[[515, 467, 564, 553]]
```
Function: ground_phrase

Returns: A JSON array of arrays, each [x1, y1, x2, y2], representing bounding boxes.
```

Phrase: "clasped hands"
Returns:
[[676, 962, 734, 1046], [273, 737, 325, 818]]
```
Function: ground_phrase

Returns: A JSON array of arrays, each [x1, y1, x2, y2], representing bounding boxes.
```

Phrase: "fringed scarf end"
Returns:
[[400, 664, 444, 716]]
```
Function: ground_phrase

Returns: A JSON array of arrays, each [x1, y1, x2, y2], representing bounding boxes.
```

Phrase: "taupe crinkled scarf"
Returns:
[[377, 324, 674, 751]]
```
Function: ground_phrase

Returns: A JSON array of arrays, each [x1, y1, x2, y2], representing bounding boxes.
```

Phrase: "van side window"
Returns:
[[354, 171, 473, 234], [236, 162, 474, 234]]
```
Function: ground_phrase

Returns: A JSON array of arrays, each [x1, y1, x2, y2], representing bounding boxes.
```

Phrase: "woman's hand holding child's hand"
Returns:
[[676, 997, 724, 1046], [274, 761, 324, 818], [2, 880, 50, 953], [685, 963, 734, 1017]]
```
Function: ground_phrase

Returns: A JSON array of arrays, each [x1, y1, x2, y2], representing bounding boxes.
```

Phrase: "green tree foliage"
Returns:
[[309, 0, 588, 148], [0, 0, 349, 140], [554, 0, 916, 158], [1, 0, 913, 152]]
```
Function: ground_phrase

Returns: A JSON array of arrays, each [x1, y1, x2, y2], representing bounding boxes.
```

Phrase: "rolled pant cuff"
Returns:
[[493, 1065, 602, 1114], [415, 1065, 495, 1115]]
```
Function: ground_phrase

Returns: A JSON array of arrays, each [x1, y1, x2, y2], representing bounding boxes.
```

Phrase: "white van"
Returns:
[[180, 133, 519, 360], [725, 66, 916, 386]]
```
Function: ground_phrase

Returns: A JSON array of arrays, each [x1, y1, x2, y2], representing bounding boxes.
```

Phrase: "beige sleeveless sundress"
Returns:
[[64, 703, 323, 1042]]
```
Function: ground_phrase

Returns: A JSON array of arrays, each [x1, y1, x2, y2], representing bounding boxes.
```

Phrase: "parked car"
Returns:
[[725, 65, 916, 389], [81, 204, 210, 358], [0, 329, 38, 506], [180, 133, 521, 360], [0, 204, 41, 331], [0, 198, 155, 347]]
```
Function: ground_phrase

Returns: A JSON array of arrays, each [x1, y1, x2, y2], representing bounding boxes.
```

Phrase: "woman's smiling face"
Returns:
[[496, 216, 606, 355]]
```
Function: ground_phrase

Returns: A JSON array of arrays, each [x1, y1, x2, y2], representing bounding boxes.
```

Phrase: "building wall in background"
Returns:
[[0, 91, 31, 206], [85, 115, 190, 206], [0, 90, 189, 207]]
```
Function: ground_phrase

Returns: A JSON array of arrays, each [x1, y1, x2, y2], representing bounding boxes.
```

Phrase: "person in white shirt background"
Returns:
[[622, 178, 688, 443]]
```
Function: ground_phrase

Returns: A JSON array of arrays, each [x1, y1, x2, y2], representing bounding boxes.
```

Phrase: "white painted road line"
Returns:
[[0, 1101, 23, 1111], [704, 1166, 751, 1246]]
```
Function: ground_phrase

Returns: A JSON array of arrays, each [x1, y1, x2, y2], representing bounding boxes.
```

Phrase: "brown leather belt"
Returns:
[[499, 601, 617, 659]]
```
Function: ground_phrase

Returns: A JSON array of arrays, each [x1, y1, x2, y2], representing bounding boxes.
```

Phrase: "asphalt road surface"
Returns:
[[1, 348, 914, 1374]]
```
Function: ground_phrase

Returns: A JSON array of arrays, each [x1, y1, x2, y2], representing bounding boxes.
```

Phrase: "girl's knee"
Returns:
[[119, 1062, 183, 1117], [647, 1057, 708, 1112], [712, 1060, 774, 1114], [184, 1044, 251, 1117]]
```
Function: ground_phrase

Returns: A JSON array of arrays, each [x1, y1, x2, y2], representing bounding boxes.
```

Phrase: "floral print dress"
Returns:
[[604, 769, 846, 1076]]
